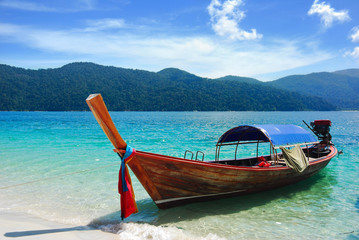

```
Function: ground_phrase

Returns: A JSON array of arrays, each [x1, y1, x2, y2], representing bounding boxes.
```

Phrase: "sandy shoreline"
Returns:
[[0, 210, 117, 240]]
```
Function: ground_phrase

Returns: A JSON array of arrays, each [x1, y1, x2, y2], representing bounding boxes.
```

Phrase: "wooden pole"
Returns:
[[86, 94, 127, 150]]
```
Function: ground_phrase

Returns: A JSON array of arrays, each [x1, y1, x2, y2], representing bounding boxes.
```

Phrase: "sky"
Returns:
[[0, 0, 358, 81]]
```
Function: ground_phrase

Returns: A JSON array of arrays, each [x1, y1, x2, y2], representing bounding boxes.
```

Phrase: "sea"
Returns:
[[0, 111, 358, 239]]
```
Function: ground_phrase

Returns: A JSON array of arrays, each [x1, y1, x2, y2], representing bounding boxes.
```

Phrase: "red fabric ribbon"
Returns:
[[117, 145, 138, 219]]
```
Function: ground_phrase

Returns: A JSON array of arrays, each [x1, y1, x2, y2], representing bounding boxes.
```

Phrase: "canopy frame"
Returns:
[[215, 124, 318, 163]]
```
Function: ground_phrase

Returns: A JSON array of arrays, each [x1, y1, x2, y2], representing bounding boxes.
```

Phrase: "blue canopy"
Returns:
[[217, 124, 317, 147]]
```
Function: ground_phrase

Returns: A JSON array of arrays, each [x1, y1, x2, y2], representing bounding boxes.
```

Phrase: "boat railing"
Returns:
[[195, 151, 205, 161], [184, 150, 193, 160], [215, 140, 268, 162], [184, 150, 205, 161]]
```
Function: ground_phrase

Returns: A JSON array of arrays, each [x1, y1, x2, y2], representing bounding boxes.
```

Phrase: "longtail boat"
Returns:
[[86, 94, 338, 212]]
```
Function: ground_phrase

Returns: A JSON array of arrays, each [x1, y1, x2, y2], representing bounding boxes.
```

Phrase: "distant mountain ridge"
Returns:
[[215, 75, 262, 84], [0, 62, 355, 111], [268, 71, 359, 110], [157, 68, 202, 82], [333, 69, 359, 78]]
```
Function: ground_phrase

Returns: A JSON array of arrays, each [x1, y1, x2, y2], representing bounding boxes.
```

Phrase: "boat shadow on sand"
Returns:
[[89, 170, 336, 227], [4, 226, 90, 238]]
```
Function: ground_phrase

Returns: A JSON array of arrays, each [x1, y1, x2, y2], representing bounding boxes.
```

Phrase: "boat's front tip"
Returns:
[[86, 93, 127, 150], [86, 93, 101, 102]]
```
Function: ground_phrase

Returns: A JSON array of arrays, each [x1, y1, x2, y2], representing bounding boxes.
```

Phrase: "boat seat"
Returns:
[[268, 157, 287, 166]]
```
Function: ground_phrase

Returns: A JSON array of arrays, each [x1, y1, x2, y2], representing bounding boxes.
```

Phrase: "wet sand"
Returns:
[[0, 210, 117, 240]]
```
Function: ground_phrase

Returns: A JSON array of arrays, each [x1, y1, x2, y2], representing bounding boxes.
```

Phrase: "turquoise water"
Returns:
[[0, 111, 358, 239]]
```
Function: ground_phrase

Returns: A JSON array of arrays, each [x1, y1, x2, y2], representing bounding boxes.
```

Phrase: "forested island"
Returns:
[[0, 62, 358, 111]]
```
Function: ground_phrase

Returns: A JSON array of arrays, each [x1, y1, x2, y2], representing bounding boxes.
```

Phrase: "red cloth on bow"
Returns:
[[118, 146, 138, 219]]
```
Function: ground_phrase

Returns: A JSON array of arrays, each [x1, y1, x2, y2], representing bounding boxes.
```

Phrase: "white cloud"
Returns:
[[308, 0, 350, 28], [350, 26, 359, 42], [84, 19, 126, 32], [345, 47, 359, 59], [351, 47, 359, 58], [0, 0, 56, 11], [0, 23, 332, 79], [0, 0, 95, 12], [207, 0, 262, 40], [345, 27, 359, 59], [77, 0, 95, 10]]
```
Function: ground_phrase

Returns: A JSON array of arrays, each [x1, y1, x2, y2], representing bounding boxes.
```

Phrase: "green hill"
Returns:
[[0, 62, 336, 111], [157, 68, 203, 83], [268, 71, 359, 110], [215, 75, 262, 84], [333, 69, 359, 78]]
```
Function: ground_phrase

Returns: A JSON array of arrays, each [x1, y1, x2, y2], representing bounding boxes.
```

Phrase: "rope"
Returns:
[[0, 162, 121, 190]]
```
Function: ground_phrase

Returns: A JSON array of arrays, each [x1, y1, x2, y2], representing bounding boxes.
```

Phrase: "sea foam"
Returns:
[[99, 222, 226, 240]]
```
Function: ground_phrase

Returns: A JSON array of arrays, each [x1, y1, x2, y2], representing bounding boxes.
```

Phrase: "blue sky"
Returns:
[[0, 0, 358, 81]]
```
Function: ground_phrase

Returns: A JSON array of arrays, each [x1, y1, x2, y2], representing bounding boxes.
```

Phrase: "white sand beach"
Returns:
[[0, 210, 117, 240]]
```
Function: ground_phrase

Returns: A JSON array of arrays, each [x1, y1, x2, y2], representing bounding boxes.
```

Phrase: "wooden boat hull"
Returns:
[[85, 94, 338, 212], [128, 145, 337, 209]]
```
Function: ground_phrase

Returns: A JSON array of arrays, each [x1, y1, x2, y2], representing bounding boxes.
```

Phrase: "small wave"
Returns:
[[98, 222, 226, 240]]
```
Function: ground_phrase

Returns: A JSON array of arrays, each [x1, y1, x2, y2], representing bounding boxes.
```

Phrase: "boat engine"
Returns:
[[310, 120, 332, 143]]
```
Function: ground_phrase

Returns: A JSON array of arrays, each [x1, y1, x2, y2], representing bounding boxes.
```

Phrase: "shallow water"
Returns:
[[0, 111, 358, 239]]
